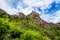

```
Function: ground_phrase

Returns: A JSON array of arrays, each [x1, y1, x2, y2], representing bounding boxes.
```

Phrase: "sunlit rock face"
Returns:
[[27, 11, 58, 29], [0, 9, 60, 29]]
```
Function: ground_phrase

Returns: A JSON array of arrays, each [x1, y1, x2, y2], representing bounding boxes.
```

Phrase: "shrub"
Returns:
[[0, 19, 10, 40], [20, 30, 50, 40]]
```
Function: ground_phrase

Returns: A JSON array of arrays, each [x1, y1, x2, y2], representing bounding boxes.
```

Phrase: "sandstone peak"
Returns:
[[19, 12, 25, 16], [27, 11, 40, 19], [29, 11, 39, 16], [27, 11, 58, 29], [18, 12, 26, 18], [0, 9, 59, 29]]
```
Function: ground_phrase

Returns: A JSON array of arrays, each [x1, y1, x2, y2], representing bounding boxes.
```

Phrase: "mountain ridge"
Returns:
[[0, 8, 60, 29]]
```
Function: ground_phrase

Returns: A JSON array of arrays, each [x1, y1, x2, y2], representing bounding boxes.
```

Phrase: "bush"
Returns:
[[20, 30, 50, 40], [0, 19, 10, 40], [9, 28, 23, 38]]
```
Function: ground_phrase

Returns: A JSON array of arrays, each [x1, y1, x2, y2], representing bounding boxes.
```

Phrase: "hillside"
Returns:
[[0, 9, 60, 40]]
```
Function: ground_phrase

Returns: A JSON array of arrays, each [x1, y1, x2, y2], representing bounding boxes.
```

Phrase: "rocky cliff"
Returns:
[[0, 9, 10, 18], [27, 11, 58, 29], [0, 8, 60, 29]]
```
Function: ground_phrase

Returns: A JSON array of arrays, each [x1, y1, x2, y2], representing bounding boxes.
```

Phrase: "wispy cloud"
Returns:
[[0, 0, 18, 15], [0, 0, 60, 23], [40, 10, 60, 23]]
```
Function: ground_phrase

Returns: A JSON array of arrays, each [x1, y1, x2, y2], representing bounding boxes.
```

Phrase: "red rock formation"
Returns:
[[10, 15, 18, 19], [18, 12, 26, 19], [0, 9, 59, 29], [27, 11, 58, 29]]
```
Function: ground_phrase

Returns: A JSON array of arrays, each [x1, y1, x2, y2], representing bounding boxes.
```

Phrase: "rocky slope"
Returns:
[[27, 11, 59, 29], [0, 8, 60, 40], [0, 8, 60, 29]]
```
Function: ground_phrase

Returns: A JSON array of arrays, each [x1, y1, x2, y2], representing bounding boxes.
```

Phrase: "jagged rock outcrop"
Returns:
[[10, 12, 26, 19], [0, 9, 59, 29], [18, 12, 26, 19], [0, 8, 10, 18], [10, 15, 18, 19], [0, 9, 6, 13], [0, 9, 25, 19], [27, 11, 58, 29]]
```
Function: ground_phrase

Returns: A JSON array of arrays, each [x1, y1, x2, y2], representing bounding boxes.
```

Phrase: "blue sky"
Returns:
[[0, 0, 60, 23]]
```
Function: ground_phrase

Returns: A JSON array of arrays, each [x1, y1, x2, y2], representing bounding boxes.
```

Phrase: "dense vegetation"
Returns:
[[0, 13, 60, 40]]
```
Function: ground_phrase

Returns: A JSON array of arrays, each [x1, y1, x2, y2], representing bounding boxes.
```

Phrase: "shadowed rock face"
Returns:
[[0, 9, 10, 18], [0, 9, 6, 13], [18, 12, 26, 19], [10, 15, 18, 19], [0, 9, 8, 15]]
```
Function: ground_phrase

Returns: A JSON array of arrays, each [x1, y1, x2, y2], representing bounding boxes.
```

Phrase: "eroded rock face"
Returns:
[[10, 12, 26, 19], [0, 9, 10, 18], [27, 11, 58, 29], [10, 15, 18, 19], [0, 9, 6, 13], [0, 9, 59, 29], [18, 12, 26, 19]]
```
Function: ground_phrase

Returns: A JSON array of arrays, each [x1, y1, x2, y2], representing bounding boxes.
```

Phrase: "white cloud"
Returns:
[[23, 0, 54, 10], [0, 0, 54, 15], [40, 10, 60, 23], [0, 0, 60, 23], [50, 10, 60, 23], [55, 0, 60, 4], [0, 0, 18, 15], [16, 0, 54, 15]]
